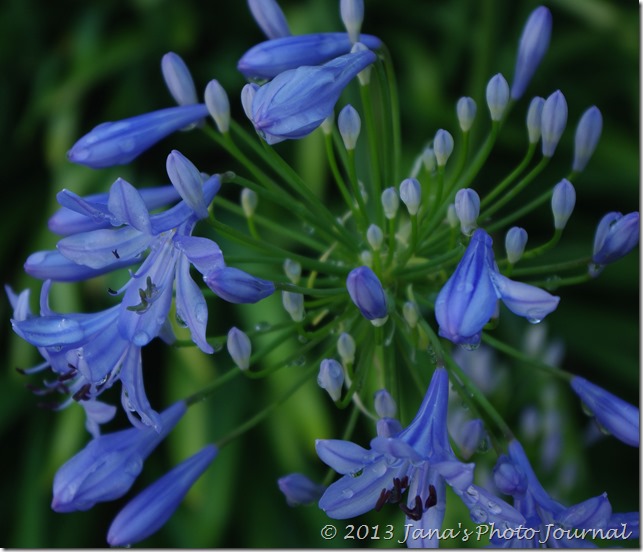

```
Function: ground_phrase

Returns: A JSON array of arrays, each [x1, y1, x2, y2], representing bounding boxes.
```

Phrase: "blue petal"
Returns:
[[490, 272, 559, 323], [24, 249, 136, 282], [120, 345, 162, 431], [166, 150, 209, 219], [315, 439, 373, 474], [175, 255, 213, 353], [107, 179, 152, 233], [173, 235, 225, 275]]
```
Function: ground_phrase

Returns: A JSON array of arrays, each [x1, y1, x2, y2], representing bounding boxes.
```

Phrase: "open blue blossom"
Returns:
[[67, 104, 208, 168], [250, 49, 377, 144], [317, 367, 525, 547], [435, 229, 559, 346], [52, 401, 186, 512], [107, 444, 217, 546], [493, 439, 639, 546], [570, 376, 639, 447]]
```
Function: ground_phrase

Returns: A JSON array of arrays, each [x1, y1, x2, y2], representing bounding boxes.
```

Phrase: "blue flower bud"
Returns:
[[399, 178, 421, 215], [570, 376, 639, 447], [446, 203, 458, 229], [454, 188, 480, 236], [227, 327, 252, 370], [166, 150, 209, 219], [374, 389, 397, 419], [204, 80, 230, 134], [433, 129, 454, 167], [241, 188, 258, 218], [505, 227, 528, 264], [573, 106, 603, 172], [551, 179, 576, 230], [277, 473, 326, 506], [456, 419, 486, 460], [541, 90, 567, 157], [526, 96, 545, 143], [340, 0, 364, 43], [205, 267, 275, 303], [282, 291, 305, 322], [283, 258, 302, 284], [346, 266, 388, 323], [376, 417, 403, 437], [510, 6, 552, 100], [67, 104, 208, 168], [251, 49, 376, 144], [247, 0, 291, 39], [318, 359, 344, 401], [381, 187, 399, 219], [338, 104, 361, 150], [422, 146, 436, 172], [161, 52, 198, 106], [591, 211, 640, 267], [107, 445, 217, 546], [337, 332, 356, 365], [456, 97, 477, 132], [366, 224, 383, 251], [486, 73, 510, 121], [493, 454, 527, 495]]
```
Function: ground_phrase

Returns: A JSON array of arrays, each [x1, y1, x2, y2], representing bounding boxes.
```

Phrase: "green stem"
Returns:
[[486, 187, 552, 233], [274, 281, 346, 297], [324, 133, 359, 221], [481, 143, 537, 207], [509, 256, 592, 277], [359, 82, 383, 225]]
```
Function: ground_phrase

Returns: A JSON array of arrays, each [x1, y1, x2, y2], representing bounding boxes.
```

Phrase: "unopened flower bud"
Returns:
[[277, 473, 325, 507], [247, 0, 291, 39], [505, 227, 528, 264], [204, 80, 230, 134], [454, 188, 480, 236], [573, 106, 602, 173], [551, 179, 576, 230], [433, 129, 454, 167], [402, 301, 419, 328], [381, 187, 399, 219], [340, 0, 364, 44], [337, 332, 356, 365], [456, 97, 477, 132], [366, 224, 384, 251], [241, 188, 258, 218], [374, 389, 397, 418], [359, 249, 373, 267], [446, 204, 458, 229], [318, 359, 344, 401], [227, 327, 251, 370], [541, 90, 567, 157], [486, 73, 510, 121], [422, 147, 436, 172], [399, 178, 421, 215], [283, 258, 302, 284], [161, 52, 198, 106], [282, 291, 305, 322], [351, 42, 372, 85], [456, 419, 486, 460], [346, 266, 388, 324], [526, 96, 545, 144], [338, 104, 361, 150]]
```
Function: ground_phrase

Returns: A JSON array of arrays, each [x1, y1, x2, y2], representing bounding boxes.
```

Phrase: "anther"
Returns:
[[375, 488, 391, 511], [425, 484, 437, 509], [112, 249, 120, 259], [399, 495, 424, 521], [72, 383, 91, 401]]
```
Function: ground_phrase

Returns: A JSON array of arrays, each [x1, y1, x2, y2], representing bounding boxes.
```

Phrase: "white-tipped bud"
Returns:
[[446, 204, 459, 229], [359, 249, 373, 267], [337, 332, 356, 365], [454, 188, 480, 236], [283, 258, 302, 284], [338, 104, 361, 150], [402, 301, 419, 328], [422, 147, 436, 173], [526, 96, 545, 144], [241, 188, 258, 218], [381, 187, 400, 219], [204, 79, 231, 133], [282, 291, 305, 322], [351, 42, 372, 85], [541, 90, 568, 157], [551, 179, 576, 230], [573, 106, 603, 173], [318, 359, 344, 401], [433, 129, 454, 167], [161, 52, 198, 106], [399, 178, 421, 216], [366, 224, 384, 251], [340, 0, 364, 44], [505, 227, 528, 264], [456, 97, 477, 132], [227, 327, 251, 371], [320, 114, 334, 135], [486, 73, 510, 121], [374, 389, 397, 419]]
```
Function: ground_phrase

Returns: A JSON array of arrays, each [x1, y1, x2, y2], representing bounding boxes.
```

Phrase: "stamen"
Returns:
[[72, 383, 91, 401], [374, 488, 391, 511], [425, 484, 437, 509], [399, 495, 424, 521]]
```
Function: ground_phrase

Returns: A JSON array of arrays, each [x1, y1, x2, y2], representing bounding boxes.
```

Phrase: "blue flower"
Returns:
[[238, 33, 381, 80], [591, 211, 640, 268], [435, 229, 559, 346], [52, 401, 186, 512], [346, 266, 388, 323], [316, 368, 525, 547], [278, 473, 326, 506], [250, 49, 377, 144], [67, 104, 208, 168], [107, 444, 217, 546], [204, 266, 275, 303], [570, 376, 639, 447]]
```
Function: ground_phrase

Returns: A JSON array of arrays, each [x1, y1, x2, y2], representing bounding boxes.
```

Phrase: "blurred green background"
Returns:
[[0, 0, 638, 547]]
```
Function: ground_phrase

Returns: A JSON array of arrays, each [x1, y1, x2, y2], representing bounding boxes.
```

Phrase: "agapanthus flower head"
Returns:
[[591, 211, 640, 269], [338, 104, 361, 150], [204, 79, 231, 134], [541, 89, 568, 157], [510, 6, 552, 100], [278, 473, 326, 506], [247, 0, 291, 39], [67, 104, 208, 168], [526, 96, 545, 144], [551, 178, 576, 230], [505, 226, 528, 264], [570, 376, 639, 447], [456, 96, 477, 132], [486, 73, 510, 121], [346, 266, 388, 324], [161, 52, 198, 106], [249, 48, 376, 144], [107, 445, 217, 546]]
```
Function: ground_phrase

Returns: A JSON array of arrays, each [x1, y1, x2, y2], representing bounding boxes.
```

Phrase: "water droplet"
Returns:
[[303, 223, 316, 235], [194, 303, 208, 323], [124, 457, 143, 476], [298, 335, 309, 344], [545, 275, 561, 291], [595, 419, 611, 436], [255, 321, 271, 332], [371, 462, 387, 476], [526, 316, 542, 324], [580, 401, 593, 417], [487, 501, 502, 515], [471, 506, 487, 523], [133, 331, 151, 346], [456, 282, 474, 293], [459, 342, 480, 351], [175, 313, 188, 328], [289, 356, 306, 367], [119, 138, 136, 153], [465, 485, 479, 501], [342, 489, 354, 499], [477, 437, 490, 454], [71, 148, 89, 161], [211, 339, 224, 353]]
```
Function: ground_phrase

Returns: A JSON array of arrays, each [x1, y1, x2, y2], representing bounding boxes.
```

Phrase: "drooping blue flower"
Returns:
[[590, 211, 640, 269], [435, 229, 559, 346], [67, 104, 208, 169], [278, 473, 326, 506], [346, 266, 388, 323], [238, 33, 381, 80], [250, 49, 377, 144], [317, 368, 525, 547], [492, 439, 639, 546], [51, 401, 187, 513], [541, 90, 568, 157], [107, 444, 217, 546], [204, 266, 275, 303], [247, 0, 291, 39], [510, 6, 552, 100], [573, 106, 603, 172], [570, 376, 639, 447]]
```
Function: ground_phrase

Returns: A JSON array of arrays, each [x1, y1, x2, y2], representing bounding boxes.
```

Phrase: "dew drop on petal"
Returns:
[[471, 506, 487, 523], [133, 331, 151, 346], [487, 501, 502, 515], [371, 462, 387, 476], [342, 489, 354, 499], [465, 485, 479, 501], [119, 139, 137, 153], [194, 303, 208, 323]]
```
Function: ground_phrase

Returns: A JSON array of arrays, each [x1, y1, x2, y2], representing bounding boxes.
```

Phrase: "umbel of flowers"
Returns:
[[7, 0, 638, 546]]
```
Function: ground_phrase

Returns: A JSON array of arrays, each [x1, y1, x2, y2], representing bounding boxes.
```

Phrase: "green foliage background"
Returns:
[[0, 0, 638, 547]]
